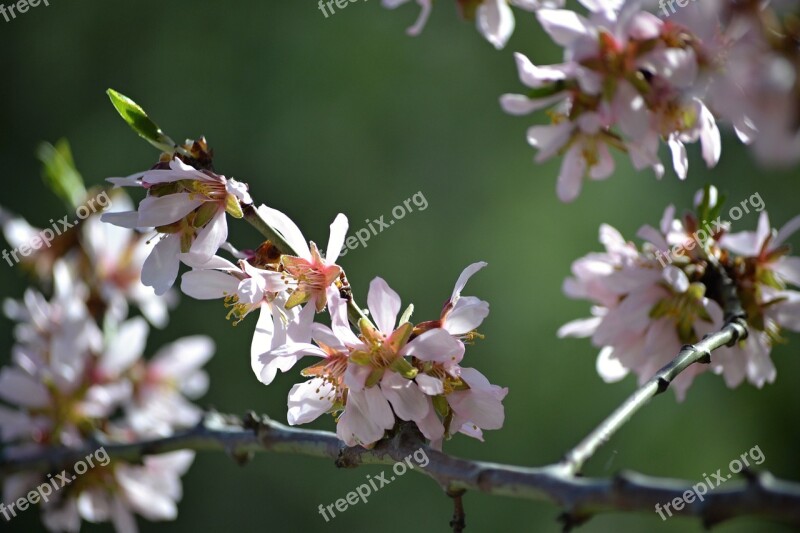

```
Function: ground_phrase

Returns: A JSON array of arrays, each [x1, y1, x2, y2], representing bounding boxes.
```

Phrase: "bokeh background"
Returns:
[[1, 1, 800, 532]]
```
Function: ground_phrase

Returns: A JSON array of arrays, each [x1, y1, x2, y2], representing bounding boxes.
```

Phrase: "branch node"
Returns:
[[725, 317, 749, 346], [228, 448, 255, 467], [242, 411, 267, 430], [656, 376, 671, 393], [558, 509, 591, 532], [335, 447, 362, 469]]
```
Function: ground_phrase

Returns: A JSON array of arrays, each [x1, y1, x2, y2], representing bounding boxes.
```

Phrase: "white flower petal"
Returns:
[[187, 208, 228, 264], [142, 234, 181, 296], [287, 378, 335, 425], [477, 0, 515, 50], [326, 213, 348, 264], [137, 194, 203, 228], [180, 270, 240, 300], [445, 296, 490, 335], [380, 371, 428, 421], [368, 277, 401, 334], [255, 205, 311, 259], [101, 317, 149, 376]]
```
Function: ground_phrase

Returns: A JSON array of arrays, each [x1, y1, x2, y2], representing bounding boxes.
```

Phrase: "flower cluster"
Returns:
[[497, 0, 800, 200], [96, 117, 507, 450], [261, 264, 505, 448], [560, 187, 800, 399], [173, 199, 506, 447], [501, 0, 721, 201], [696, 0, 800, 166], [103, 144, 253, 296], [101, 135, 507, 449], [0, 148, 212, 531], [0, 261, 212, 531], [1, 191, 175, 327]]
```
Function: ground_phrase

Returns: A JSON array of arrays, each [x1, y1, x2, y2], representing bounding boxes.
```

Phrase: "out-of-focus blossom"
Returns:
[[0, 261, 213, 532], [82, 192, 176, 327], [383, 0, 563, 47], [500, 0, 800, 196], [1, 191, 175, 329], [501, 0, 723, 200], [382, 0, 433, 36], [664, 0, 800, 167], [3, 444, 195, 533]]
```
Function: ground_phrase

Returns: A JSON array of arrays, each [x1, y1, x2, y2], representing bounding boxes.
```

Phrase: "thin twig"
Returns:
[[557, 317, 747, 476], [448, 490, 467, 532]]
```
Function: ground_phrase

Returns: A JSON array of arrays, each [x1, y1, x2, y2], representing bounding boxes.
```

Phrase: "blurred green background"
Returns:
[[1, 1, 800, 532]]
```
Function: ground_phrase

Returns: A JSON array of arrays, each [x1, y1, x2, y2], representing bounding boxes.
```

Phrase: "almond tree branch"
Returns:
[[557, 260, 748, 476], [557, 317, 748, 476], [1, 411, 799, 529]]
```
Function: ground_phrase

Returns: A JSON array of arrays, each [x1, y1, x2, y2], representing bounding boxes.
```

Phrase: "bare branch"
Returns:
[[2, 411, 798, 528], [557, 317, 747, 476]]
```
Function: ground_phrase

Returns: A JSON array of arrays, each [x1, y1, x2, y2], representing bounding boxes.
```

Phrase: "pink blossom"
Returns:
[[501, 2, 722, 200], [561, 197, 800, 398], [102, 159, 252, 295], [259, 264, 505, 448]]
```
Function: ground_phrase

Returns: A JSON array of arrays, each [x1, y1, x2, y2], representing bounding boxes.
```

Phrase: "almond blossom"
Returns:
[[102, 158, 253, 295], [81, 192, 176, 328], [0, 260, 213, 532], [560, 192, 800, 399], [500, 0, 722, 200], [181, 255, 286, 323], [712, 212, 800, 388], [259, 263, 505, 448], [1, 192, 175, 328], [671, 0, 800, 167], [4, 444, 195, 533], [255, 205, 348, 314]]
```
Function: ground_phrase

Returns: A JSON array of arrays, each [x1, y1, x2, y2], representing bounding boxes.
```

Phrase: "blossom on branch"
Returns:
[[102, 158, 253, 295], [501, 0, 721, 200], [0, 262, 213, 532], [560, 188, 800, 398], [260, 262, 506, 448]]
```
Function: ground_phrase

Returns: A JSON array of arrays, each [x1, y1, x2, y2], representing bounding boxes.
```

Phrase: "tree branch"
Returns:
[[2, 410, 798, 529], [556, 259, 748, 476], [557, 317, 748, 476]]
